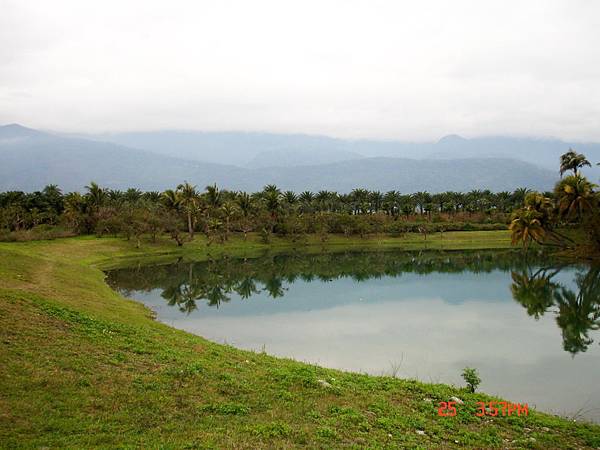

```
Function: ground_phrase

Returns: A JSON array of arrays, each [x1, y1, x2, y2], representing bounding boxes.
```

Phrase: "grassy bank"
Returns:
[[1, 231, 598, 448]]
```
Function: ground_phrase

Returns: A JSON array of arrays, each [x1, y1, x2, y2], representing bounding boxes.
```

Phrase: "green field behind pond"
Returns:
[[1, 231, 599, 448]]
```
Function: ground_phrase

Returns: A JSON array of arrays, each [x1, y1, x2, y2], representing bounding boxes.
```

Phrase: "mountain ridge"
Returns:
[[0, 124, 561, 193], [76, 128, 600, 174]]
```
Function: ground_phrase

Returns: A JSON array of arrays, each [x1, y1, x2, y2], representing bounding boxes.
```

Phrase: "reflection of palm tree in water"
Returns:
[[205, 286, 230, 308], [510, 268, 560, 319], [235, 277, 260, 299], [511, 265, 600, 355], [125, 251, 599, 351], [263, 277, 286, 298], [554, 267, 600, 354], [161, 263, 204, 314]]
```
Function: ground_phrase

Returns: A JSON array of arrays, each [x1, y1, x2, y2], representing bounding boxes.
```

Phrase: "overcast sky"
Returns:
[[1, 0, 599, 141]]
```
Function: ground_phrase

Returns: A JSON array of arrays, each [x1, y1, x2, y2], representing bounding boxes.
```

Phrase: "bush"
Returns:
[[0, 225, 76, 242]]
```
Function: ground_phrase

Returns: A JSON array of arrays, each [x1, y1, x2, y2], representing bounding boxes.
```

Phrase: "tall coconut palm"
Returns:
[[177, 182, 199, 238], [509, 209, 546, 250], [161, 189, 181, 211], [554, 175, 596, 222], [220, 201, 238, 239], [205, 184, 222, 209], [559, 149, 591, 177], [523, 192, 553, 226]]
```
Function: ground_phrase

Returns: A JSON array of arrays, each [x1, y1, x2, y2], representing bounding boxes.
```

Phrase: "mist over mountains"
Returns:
[[89, 129, 600, 172], [2, 123, 598, 193]]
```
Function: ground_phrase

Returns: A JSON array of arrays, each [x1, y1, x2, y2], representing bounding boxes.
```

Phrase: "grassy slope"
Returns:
[[0, 231, 598, 449]]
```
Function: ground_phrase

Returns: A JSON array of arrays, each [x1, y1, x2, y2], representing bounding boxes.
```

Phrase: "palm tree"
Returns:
[[369, 191, 384, 213], [263, 190, 281, 225], [559, 149, 591, 177], [299, 191, 314, 203], [234, 277, 260, 299], [350, 188, 369, 214], [494, 191, 512, 213], [554, 175, 596, 222], [85, 181, 106, 209], [177, 182, 198, 238], [107, 189, 124, 204], [124, 188, 142, 203], [298, 191, 314, 213], [509, 209, 546, 250], [205, 184, 222, 209], [161, 189, 181, 211], [523, 192, 553, 226], [236, 192, 254, 218], [142, 191, 161, 203], [383, 190, 400, 216], [412, 191, 431, 216], [315, 190, 332, 212], [262, 184, 281, 196], [400, 194, 416, 217], [220, 201, 238, 239], [283, 190, 297, 204], [511, 187, 531, 209]]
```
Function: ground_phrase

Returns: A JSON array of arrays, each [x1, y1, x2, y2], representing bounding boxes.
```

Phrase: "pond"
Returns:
[[106, 249, 600, 422]]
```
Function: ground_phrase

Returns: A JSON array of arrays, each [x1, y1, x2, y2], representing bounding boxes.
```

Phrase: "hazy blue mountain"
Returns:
[[429, 134, 600, 173], [1, 124, 559, 193], [0, 124, 247, 192], [87, 130, 361, 167], [0, 123, 48, 140], [238, 157, 558, 193], [83, 130, 600, 179], [246, 148, 363, 168]]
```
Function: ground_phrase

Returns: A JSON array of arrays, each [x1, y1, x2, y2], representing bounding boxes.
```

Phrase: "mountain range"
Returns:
[[2, 123, 599, 193]]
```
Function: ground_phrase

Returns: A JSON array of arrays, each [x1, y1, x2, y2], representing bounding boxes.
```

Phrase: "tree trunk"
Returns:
[[187, 211, 194, 239]]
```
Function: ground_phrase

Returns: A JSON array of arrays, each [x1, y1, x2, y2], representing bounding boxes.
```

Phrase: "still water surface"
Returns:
[[106, 250, 600, 422]]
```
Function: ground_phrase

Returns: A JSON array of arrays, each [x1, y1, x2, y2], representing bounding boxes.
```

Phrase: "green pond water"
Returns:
[[106, 249, 600, 422]]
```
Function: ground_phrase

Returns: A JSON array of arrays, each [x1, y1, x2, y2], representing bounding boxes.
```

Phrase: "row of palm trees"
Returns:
[[3, 148, 596, 243], [0, 181, 542, 236], [151, 182, 533, 238], [2, 182, 528, 238]]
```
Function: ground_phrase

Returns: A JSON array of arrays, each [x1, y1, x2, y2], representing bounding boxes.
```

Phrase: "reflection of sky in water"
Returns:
[[118, 266, 600, 422]]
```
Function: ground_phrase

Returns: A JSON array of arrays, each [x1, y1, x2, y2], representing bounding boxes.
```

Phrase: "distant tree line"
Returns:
[[0, 182, 533, 244], [2, 148, 597, 250]]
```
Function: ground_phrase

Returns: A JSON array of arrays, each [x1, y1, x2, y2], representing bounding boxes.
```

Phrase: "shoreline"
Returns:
[[1, 232, 599, 448]]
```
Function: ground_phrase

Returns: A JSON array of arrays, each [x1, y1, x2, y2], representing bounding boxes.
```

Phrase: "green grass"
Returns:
[[1, 231, 599, 448]]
